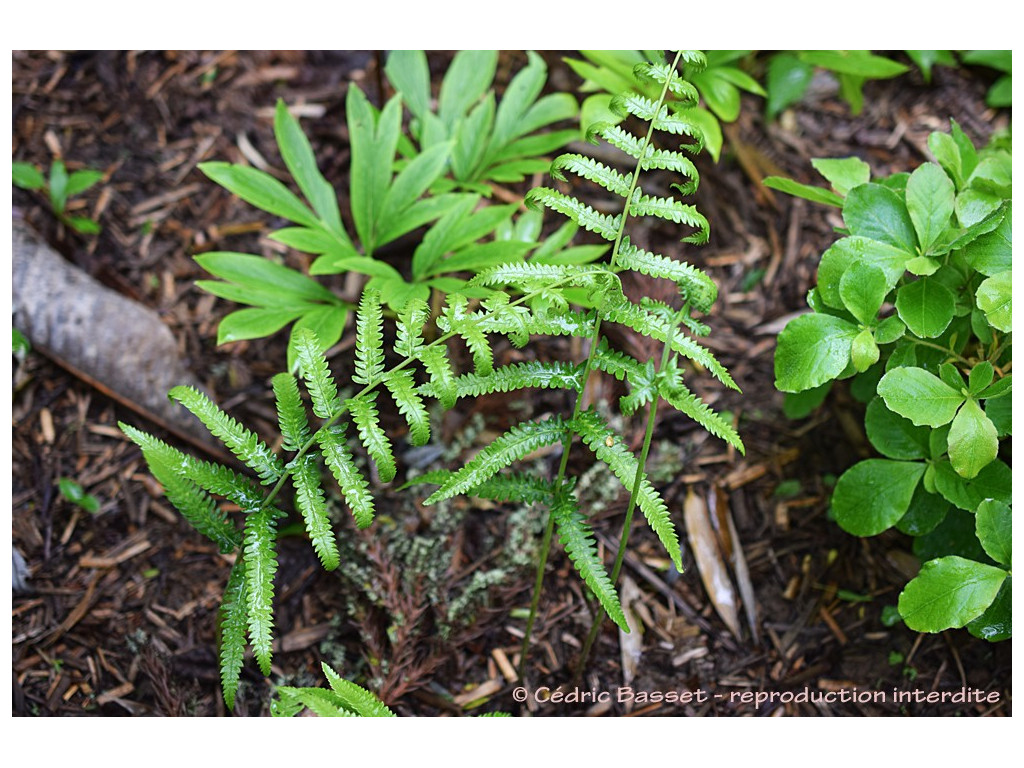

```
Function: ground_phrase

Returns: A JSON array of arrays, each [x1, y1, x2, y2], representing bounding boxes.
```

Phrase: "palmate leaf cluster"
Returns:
[[768, 121, 1012, 642]]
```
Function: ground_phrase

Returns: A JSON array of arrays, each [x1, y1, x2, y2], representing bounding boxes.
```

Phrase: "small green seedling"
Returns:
[[58, 477, 101, 514], [13, 159, 105, 234]]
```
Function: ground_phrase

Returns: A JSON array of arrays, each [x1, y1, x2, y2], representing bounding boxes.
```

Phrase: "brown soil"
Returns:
[[11, 50, 1011, 717]]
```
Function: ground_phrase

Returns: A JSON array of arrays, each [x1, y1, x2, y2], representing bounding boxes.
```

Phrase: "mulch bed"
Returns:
[[11, 50, 1011, 716]]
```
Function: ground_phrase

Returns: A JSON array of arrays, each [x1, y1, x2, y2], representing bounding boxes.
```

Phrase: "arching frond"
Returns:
[[395, 298, 429, 358], [424, 416, 569, 504], [550, 154, 632, 197], [525, 187, 621, 241], [574, 409, 682, 572], [170, 386, 283, 483], [385, 369, 431, 446], [553, 488, 629, 631], [419, 345, 458, 410], [272, 372, 311, 451], [318, 426, 374, 529], [291, 454, 340, 570], [615, 239, 717, 312], [610, 93, 705, 148], [629, 194, 710, 245], [632, 62, 700, 105], [346, 393, 397, 483], [419, 360, 584, 402], [243, 506, 279, 675], [660, 380, 745, 453], [219, 556, 248, 710], [294, 329, 342, 420], [272, 687, 359, 717], [321, 663, 397, 717], [353, 288, 385, 386]]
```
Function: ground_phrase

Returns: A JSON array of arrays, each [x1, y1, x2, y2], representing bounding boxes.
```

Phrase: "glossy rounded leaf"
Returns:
[[850, 328, 879, 372], [976, 270, 1011, 333], [895, 485, 950, 536], [895, 278, 955, 338], [933, 460, 1012, 512], [975, 499, 1011, 566], [832, 459, 925, 537], [877, 367, 965, 427], [898, 556, 1007, 632], [774, 313, 859, 392], [817, 237, 911, 308], [843, 183, 918, 254], [905, 162, 955, 253], [840, 262, 888, 324], [966, 577, 1011, 641], [864, 397, 929, 460], [811, 156, 871, 196], [947, 398, 998, 479]]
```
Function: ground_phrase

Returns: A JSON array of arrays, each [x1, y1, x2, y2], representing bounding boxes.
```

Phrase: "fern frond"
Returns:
[[423, 416, 569, 504], [609, 93, 704, 148], [272, 373, 311, 451], [518, 309, 598, 339], [660, 380, 745, 454], [552, 488, 629, 631], [405, 469, 559, 506], [573, 409, 682, 571], [419, 361, 584, 402], [294, 329, 342, 420], [120, 423, 242, 552], [395, 298, 429, 358], [353, 289, 385, 386], [550, 154, 632, 197], [599, 299, 737, 390], [291, 454, 340, 570], [640, 297, 710, 337], [243, 507, 279, 676], [169, 386, 283, 483], [321, 663, 396, 717], [615, 239, 717, 312], [419, 345, 458, 410], [437, 294, 494, 376], [272, 687, 358, 717], [385, 369, 431, 447], [677, 50, 707, 71], [629, 194, 710, 245], [345, 393, 397, 483], [318, 426, 375, 528], [219, 556, 248, 710], [632, 62, 699, 105], [525, 187, 621, 241]]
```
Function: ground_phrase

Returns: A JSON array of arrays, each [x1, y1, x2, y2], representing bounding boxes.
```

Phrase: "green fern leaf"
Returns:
[[420, 361, 584, 402], [574, 409, 682, 571], [346, 393, 397, 483], [271, 373, 312, 451], [169, 386, 283, 483], [553, 488, 629, 631], [353, 289, 385, 386], [243, 507, 279, 675], [395, 298, 429, 358], [632, 62, 700, 105], [424, 416, 569, 504], [321, 662, 396, 717], [615, 239, 716, 312], [318, 426, 375, 528], [629, 193, 709, 245], [609, 93, 704, 148], [419, 345, 458, 410], [404, 469, 559, 506], [272, 686, 358, 717], [385, 369, 431, 446], [550, 154, 632, 197], [120, 423, 242, 552], [294, 329, 342, 420], [660, 380, 745, 453], [219, 556, 248, 710], [291, 454, 340, 570], [524, 187, 621, 241]]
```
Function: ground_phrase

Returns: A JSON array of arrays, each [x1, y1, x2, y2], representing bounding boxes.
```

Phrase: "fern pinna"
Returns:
[[416, 50, 743, 673]]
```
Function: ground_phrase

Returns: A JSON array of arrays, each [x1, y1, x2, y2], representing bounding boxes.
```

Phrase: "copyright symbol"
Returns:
[[512, 687, 527, 702]]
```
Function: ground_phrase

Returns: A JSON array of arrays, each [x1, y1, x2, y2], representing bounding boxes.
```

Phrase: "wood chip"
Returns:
[[452, 678, 503, 707]]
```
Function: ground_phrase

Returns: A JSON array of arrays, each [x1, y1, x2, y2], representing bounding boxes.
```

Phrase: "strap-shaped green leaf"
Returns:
[[574, 409, 682, 571], [419, 345, 457, 410], [553, 488, 630, 632], [353, 289, 385, 387], [630, 193, 709, 244], [219, 556, 248, 710], [290, 454, 340, 570], [551, 154, 632, 197], [243, 507, 279, 676], [318, 427, 374, 529], [293, 328, 342, 420], [424, 416, 569, 504], [199, 162, 320, 229], [395, 299, 429, 358], [660, 380, 745, 453], [272, 373, 311, 451], [385, 369, 431, 447], [615, 240, 716, 311], [346, 392, 396, 483], [170, 386, 283, 483], [525, 187, 621, 241]]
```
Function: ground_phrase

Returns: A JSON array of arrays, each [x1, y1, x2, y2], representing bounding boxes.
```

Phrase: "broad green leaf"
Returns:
[[347, 86, 402, 254], [832, 459, 925, 537], [905, 50, 956, 83], [873, 315, 906, 344], [956, 189, 1002, 228], [274, 100, 345, 238], [67, 217, 102, 235], [933, 459, 1012, 512], [199, 162, 319, 229], [774, 313, 859, 392], [799, 50, 909, 79], [764, 53, 814, 120], [928, 131, 963, 189], [839, 261, 888, 324], [850, 329, 879, 372], [985, 395, 1011, 438], [817, 236, 911, 308], [947, 398, 998, 479], [380, 141, 453, 228], [12, 161, 45, 190], [976, 270, 1011, 332], [905, 162, 955, 253], [48, 159, 68, 212], [811, 157, 871, 196], [384, 50, 432, 121], [65, 169, 105, 197], [438, 50, 497, 129], [905, 255, 940, 276], [217, 307, 304, 344], [894, 278, 955, 338], [782, 382, 831, 419], [864, 397, 929, 460], [961, 211, 1011, 276], [898, 556, 1006, 632], [287, 305, 349, 373], [269, 227, 355, 257], [762, 176, 843, 207], [968, 361, 994, 395], [195, 252, 339, 304], [896, 485, 949, 536], [877, 367, 965, 427], [843, 183, 917, 253], [975, 499, 1011, 566], [966, 577, 1011, 641]]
